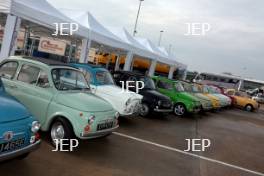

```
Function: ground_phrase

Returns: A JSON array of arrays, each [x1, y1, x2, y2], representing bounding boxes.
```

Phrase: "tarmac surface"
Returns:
[[1, 109, 264, 176]]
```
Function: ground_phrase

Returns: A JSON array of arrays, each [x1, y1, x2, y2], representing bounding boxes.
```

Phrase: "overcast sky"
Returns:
[[48, 0, 264, 80]]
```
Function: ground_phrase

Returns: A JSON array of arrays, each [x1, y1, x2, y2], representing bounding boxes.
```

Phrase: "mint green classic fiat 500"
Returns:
[[0, 56, 119, 145]]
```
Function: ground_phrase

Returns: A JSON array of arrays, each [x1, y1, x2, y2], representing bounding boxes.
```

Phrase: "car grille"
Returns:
[[160, 100, 172, 108]]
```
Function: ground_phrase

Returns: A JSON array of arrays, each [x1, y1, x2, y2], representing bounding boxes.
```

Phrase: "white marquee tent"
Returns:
[[107, 27, 158, 60], [0, 0, 188, 78], [58, 9, 132, 54], [0, 0, 89, 60], [0, 0, 89, 38]]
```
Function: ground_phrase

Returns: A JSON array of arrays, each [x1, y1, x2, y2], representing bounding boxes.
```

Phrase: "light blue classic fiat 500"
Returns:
[[0, 77, 41, 161]]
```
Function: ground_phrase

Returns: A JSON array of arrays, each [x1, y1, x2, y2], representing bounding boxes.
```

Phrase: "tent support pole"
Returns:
[[114, 55, 121, 71], [106, 53, 111, 69], [182, 69, 187, 80], [0, 14, 21, 61], [148, 60, 157, 76], [168, 66, 176, 79], [124, 51, 133, 71], [80, 39, 91, 63]]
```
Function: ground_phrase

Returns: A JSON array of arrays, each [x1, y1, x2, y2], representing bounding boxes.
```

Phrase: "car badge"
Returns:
[[3, 131, 14, 141]]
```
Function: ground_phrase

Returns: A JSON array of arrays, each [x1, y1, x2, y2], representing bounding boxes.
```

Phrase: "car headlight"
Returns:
[[126, 98, 132, 106], [158, 100, 162, 106], [88, 115, 96, 125], [31, 121, 41, 133]]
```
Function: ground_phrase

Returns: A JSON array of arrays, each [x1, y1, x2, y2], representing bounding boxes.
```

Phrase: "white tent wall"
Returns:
[[168, 66, 176, 79], [0, 0, 89, 37], [0, 0, 90, 61], [0, 14, 21, 61]]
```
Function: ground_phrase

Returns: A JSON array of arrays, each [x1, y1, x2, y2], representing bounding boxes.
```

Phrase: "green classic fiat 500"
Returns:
[[152, 76, 201, 116], [0, 56, 119, 145]]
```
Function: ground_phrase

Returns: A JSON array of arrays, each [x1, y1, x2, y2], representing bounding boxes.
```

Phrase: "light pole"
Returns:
[[168, 44, 172, 54], [158, 30, 164, 46], [133, 0, 144, 36]]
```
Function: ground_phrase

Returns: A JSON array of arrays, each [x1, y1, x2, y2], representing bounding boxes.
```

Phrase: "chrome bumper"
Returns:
[[191, 107, 201, 113], [120, 112, 139, 118], [80, 125, 119, 139], [0, 140, 41, 162], [154, 108, 173, 113], [202, 106, 213, 111]]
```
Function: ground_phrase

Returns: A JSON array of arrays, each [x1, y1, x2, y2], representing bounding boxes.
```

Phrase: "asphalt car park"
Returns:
[[1, 109, 263, 176]]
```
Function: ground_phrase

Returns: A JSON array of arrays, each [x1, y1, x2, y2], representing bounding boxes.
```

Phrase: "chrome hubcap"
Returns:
[[140, 104, 149, 116], [246, 105, 252, 112], [51, 122, 65, 143], [174, 105, 185, 116]]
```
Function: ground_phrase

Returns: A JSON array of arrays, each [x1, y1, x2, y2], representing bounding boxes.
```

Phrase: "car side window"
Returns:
[[17, 65, 40, 85], [157, 80, 174, 90], [157, 80, 168, 89], [227, 91, 234, 96], [0, 61, 18, 79], [36, 70, 50, 88], [79, 68, 92, 84]]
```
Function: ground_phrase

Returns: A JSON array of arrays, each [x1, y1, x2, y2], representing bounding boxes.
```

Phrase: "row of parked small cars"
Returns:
[[0, 56, 260, 162]]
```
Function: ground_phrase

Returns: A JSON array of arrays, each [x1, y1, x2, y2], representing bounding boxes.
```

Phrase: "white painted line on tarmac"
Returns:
[[113, 132, 264, 176]]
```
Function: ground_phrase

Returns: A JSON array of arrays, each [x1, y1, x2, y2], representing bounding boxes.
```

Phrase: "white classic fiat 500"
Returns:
[[71, 63, 143, 117]]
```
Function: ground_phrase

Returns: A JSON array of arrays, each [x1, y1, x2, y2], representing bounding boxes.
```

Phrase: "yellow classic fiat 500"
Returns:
[[226, 89, 259, 112]]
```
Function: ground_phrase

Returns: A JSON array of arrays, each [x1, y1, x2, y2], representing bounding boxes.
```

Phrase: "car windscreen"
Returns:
[[95, 71, 115, 85], [52, 68, 90, 91], [208, 86, 218, 93], [140, 77, 156, 90], [192, 85, 200, 93], [203, 86, 210, 93], [157, 80, 174, 90], [182, 82, 192, 92], [174, 82, 185, 92]]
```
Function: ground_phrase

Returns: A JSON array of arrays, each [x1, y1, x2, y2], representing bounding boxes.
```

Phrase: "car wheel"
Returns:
[[174, 104, 186, 116], [140, 103, 150, 117], [245, 104, 253, 112], [50, 118, 75, 146]]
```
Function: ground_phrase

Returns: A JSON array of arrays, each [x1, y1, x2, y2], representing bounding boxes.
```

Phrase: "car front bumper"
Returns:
[[80, 125, 119, 139], [0, 140, 41, 162], [154, 107, 173, 113], [202, 106, 213, 111], [190, 106, 201, 113]]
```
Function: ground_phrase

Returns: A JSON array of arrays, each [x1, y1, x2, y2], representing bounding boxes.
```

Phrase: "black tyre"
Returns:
[[50, 117, 75, 147], [245, 104, 253, 112], [174, 103, 187, 116], [140, 103, 150, 117]]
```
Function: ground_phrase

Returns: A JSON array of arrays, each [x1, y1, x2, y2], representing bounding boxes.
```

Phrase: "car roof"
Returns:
[[71, 63, 108, 71], [152, 76, 178, 83], [114, 70, 147, 77], [7, 56, 77, 70]]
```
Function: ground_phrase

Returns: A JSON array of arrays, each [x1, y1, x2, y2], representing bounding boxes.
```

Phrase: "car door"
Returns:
[[15, 64, 54, 124], [0, 61, 20, 97]]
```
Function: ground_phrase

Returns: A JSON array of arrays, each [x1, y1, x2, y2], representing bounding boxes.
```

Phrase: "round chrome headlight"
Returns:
[[31, 121, 41, 133], [88, 115, 96, 125], [158, 100, 162, 106]]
